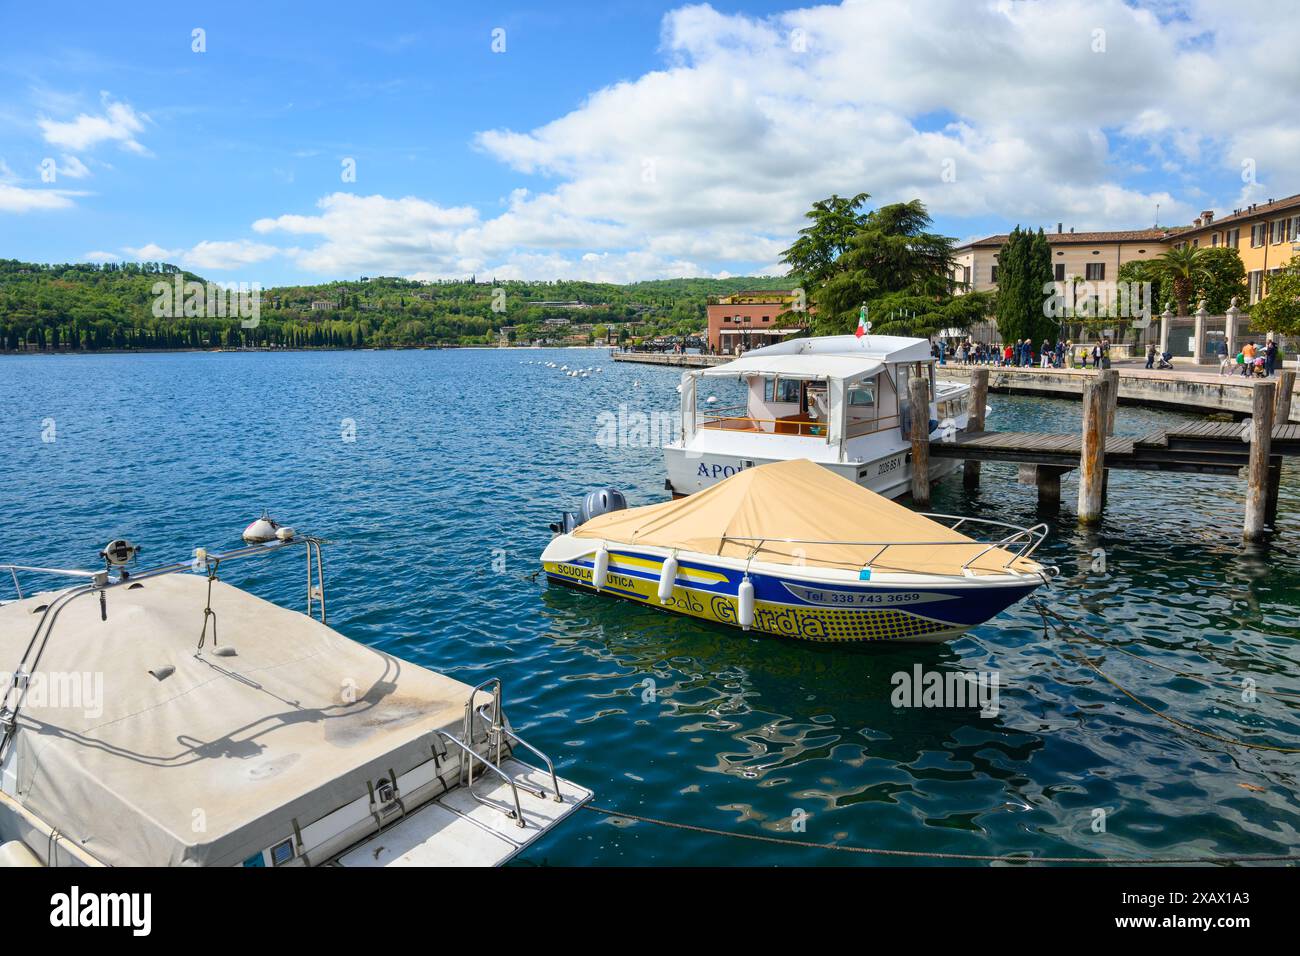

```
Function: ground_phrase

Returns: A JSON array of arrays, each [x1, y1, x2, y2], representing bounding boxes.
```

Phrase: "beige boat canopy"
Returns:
[[0, 574, 474, 866], [574, 458, 1041, 576]]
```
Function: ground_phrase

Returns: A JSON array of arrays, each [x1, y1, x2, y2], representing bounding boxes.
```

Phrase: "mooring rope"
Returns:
[[1033, 601, 1300, 754], [579, 804, 1298, 864], [574, 602, 1300, 862]]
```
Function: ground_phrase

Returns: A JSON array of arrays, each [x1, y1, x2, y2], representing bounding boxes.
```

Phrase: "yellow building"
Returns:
[[1170, 193, 1300, 303]]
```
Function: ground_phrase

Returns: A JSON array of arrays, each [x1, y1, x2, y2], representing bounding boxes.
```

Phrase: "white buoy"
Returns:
[[737, 575, 755, 630], [657, 555, 678, 603], [592, 547, 610, 590], [242, 514, 280, 543], [706, 395, 718, 404]]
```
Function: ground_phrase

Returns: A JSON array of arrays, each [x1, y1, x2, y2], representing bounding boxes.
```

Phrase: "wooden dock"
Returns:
[[920, 369, 1298, 539], [931, 422, 1300, 476]]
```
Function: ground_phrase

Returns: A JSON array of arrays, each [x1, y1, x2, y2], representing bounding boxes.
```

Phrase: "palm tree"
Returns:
[[1157, 245, 1210, 316]]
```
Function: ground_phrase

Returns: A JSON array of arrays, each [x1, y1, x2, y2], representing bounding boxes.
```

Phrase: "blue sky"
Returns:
[[0, 1, 1293, 285]]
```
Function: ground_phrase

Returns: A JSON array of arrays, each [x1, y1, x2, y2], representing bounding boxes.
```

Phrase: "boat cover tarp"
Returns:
[[0, 574, 473, 866], [574, 458, 1037, 576]]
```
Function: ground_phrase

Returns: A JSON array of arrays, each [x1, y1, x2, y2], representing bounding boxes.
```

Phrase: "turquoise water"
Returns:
[[2, 348, 1298, 865]]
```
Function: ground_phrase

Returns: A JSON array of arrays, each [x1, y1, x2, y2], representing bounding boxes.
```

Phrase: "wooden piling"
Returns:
[[1244, 381, 1276, 541], [1265, 460, 1282, 529], [1037, 466, 1064, 509], [1077, 377, 1108, 524], [1274, 369, 1296, 424], [909, 376, 931, 508], [1099, 368, 1119, 500], [963, 369, 989, 489], [1100, 369, 1119, 436]]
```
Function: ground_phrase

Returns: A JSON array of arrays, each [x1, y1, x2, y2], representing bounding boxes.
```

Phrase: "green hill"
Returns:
[[0, 259, 790, 351]]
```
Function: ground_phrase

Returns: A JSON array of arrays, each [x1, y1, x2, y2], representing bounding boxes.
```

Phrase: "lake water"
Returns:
[[2, 348, 1297, 865]]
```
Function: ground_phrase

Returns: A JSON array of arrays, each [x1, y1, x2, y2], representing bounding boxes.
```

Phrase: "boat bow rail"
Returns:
[[721, 514, 1050, 578]]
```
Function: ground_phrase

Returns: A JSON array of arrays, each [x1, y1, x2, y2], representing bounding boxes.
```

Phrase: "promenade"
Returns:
[[611, 350, 1300, 422]]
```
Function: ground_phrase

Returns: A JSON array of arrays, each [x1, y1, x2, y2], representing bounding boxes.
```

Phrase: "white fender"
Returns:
[[657, 555, 678, 603], [592, 547, 610, 590], [737, 575, 755, 630]]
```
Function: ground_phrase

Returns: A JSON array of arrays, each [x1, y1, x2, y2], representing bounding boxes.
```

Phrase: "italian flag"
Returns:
[[855, 306, 868, 338]]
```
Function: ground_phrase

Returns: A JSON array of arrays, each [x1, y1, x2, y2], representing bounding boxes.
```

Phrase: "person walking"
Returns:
[[1146, 342, 1156, 369], [1265, 339, 1277, 377]]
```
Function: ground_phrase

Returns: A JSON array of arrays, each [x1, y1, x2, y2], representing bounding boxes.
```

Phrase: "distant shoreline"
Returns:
[[0, 344, 618, 357]]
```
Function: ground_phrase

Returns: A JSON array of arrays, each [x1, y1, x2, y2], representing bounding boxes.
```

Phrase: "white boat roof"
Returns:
[[742, 334, 934, 364], [0, 574, 477, 866], [701, 352, 883, 382]]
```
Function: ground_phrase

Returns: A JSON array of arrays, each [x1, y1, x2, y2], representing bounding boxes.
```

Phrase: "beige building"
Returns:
[[951, 226, 1184, 293]]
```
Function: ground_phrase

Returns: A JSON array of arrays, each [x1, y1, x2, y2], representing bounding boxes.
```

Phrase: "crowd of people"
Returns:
[[930, 337, 1113, 370], [1215, 339, 1280, 377]]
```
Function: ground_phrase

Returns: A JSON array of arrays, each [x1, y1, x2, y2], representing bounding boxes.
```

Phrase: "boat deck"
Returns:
[[337, 760, 592, 866]]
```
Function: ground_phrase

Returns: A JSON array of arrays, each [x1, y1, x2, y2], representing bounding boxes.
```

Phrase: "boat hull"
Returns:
[[664, 445, 961, 499], [541, 543, 1043, 644]]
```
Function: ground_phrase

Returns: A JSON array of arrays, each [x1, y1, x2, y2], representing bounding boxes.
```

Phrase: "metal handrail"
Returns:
[[844, 413, 904, 438], [699, 414, 829, 437], [475, 704, 563, 803], [721, 518, 1049, 576], [0, 537, 327, 761], [436, 731, 527, 829]]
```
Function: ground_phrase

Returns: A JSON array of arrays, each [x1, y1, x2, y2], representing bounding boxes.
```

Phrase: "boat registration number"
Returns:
[[875, 455, 903, 477]]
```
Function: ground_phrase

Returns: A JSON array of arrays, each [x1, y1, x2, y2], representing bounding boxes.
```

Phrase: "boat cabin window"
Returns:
[[803, 382, 828, 419], [847, 384, 875, 408], [764, 377, 802, 404]]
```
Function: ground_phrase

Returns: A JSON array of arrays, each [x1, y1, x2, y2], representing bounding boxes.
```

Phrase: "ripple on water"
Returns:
[[1, 349, 1297, 866]]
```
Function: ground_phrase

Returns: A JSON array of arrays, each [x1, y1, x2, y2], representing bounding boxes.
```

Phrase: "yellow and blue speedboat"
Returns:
[[541, 459, 1053, 643]]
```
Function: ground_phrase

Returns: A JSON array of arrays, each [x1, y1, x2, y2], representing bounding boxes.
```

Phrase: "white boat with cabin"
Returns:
[[663, 334, 978, 499], [0, 529, 590, 867]]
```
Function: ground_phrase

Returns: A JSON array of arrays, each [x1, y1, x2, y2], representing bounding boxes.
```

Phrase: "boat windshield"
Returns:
[[698, 373, 830, 438], [695, 366, 906, 440]]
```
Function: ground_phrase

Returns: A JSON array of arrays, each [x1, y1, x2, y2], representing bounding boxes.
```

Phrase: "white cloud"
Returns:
[[52, 155, 91, 180], [183, 240, 280, 270], [0, 183, 80, 213], [123, 243, 181, 261], [131, 1, 1300, 279], [116, 240, 280, 271], [38, 93, 149, 154]]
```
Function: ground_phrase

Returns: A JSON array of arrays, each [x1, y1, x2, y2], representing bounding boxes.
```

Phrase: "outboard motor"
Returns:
[[551, 487, 628, 534]]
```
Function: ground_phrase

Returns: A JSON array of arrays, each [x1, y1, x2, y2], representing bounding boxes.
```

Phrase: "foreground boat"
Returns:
[[542, 459, 1052, 643], [663, 334, 978, 498], [0, 529, 590, 866]]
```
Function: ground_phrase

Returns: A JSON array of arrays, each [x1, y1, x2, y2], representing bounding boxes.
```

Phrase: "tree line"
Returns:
[[0, 260, 787, 351]]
